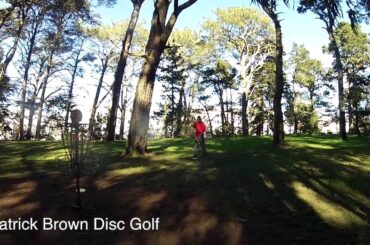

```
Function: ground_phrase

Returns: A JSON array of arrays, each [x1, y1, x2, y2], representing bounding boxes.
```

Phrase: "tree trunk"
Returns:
[[26, 97, 37, 140], [170, 78, 175, 138], [88, 57, 109, 137], [230, 89, 234, 136], [35, 54, 53, 139], [19, 14, 42, 140], [1, 7, 29, 118], [219, 91, 226, 136], [294, 116, 298, 134], [106, 1, 143, 142], [35, 79, 47, 139], [65, 44, 83, 128], [256, 97, 264, 136], [326, 24, 347, 140], [225, 90, 229, 128], [0, 11, 25, 88], [26, 58, 46, 139], [348, 101, 353, 133], [126, 0, 198, 154], [126, 56, 161, 154], [205, 107, 213, 137], [354, 102, 361, 136], [119, 83, 128, 139], [264, 8, 285, 145], [173, 82, 184, 137], [3, 30, 22, 137], [241, 92, 248, 136]]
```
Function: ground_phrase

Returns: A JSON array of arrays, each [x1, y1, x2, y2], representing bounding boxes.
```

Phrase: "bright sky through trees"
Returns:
[[95, 0, 368, 68], [91, 0, 369, 134]]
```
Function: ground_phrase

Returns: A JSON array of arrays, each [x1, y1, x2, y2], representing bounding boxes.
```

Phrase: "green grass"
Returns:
[[0, 135, 369, 244]]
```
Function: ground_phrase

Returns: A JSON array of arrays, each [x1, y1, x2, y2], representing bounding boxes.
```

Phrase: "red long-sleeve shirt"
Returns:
[[193, 120, 206, 141]]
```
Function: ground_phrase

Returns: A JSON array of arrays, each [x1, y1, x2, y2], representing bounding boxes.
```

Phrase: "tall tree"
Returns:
[[0, 0, 32, 87], [203, 7, 274, 136], [105, 0, 145, 141], [332, 22, 370, 135], [251, 0, 288, 144], [297, 0, 369, 140], [86, 21, 127, 138], [170, 28, 203, 137], [200, 60, 236, 136], [126, 0, 198, 154], [155, 44, 186, 138], [25, 56, 48, 139], [298, 0, 347, 139], [34, 0, 91, 139], [18, 4, 45, 139], [286, 43, 325, 134], [64, 35, 95, 129]]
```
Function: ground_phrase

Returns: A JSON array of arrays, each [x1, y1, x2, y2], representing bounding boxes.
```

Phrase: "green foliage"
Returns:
[[295, 102, 320, 134], [285, 43, 331, 134], [331, 22, 370, 134], [155, 45, 187, 137], [333, 22, 370, 69], [169, 28, 203, 66], [203, 7, 274, 53]]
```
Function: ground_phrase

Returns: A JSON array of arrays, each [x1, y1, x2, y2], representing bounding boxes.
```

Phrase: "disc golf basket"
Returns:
[[56, 109, 99, 208]]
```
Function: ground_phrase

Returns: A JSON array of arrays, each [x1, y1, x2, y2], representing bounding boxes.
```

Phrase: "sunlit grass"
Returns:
[[292, 181, 366, 228], [107, 166, 149, 177]]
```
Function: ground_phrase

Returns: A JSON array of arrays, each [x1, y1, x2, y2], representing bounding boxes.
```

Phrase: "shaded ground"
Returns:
[[0, 136, 369, 244]]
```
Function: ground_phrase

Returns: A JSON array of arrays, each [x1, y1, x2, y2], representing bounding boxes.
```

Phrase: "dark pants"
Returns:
[[193, 134, 206, 157]]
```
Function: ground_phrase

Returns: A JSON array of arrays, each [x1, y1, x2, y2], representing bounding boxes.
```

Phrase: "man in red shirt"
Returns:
[[193, 116, 207, 159]]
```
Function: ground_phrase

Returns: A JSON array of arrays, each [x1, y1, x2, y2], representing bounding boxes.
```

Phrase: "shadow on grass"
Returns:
[[0, 136, 369, 244]]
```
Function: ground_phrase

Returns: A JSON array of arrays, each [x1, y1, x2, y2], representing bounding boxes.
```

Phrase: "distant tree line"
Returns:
[[0, 0, 369, 154]]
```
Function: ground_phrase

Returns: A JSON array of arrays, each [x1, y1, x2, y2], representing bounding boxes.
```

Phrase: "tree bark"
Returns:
[[26, 58, 46, 139], [119, 83, 128, 139], [2, 7, 28, 137], [354, 102, 361, 136], [230, 89, 234, 136], [348, 101, 353, 133], [26, 97, 37, 140], [35, 54, 54, 139], [256, 96, 264, 136], [19, 10, 43, 140], [88, 57, 109, 137], [106, 1, 143, 142], [241, 92, 248, 136], [219, 91, 226, 136], [0, 7, 26, 87], [35, 79, 47, 139], [126, 56, 160, 153], [326, 23, 347, 140], [174, 80, 185, 137], [262, 6, 285, 145], [126, 0, 198, 154], [65, 42, 83, 128]]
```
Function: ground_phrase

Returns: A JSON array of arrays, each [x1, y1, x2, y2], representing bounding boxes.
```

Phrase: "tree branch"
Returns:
[[175, 0, 197, 15]]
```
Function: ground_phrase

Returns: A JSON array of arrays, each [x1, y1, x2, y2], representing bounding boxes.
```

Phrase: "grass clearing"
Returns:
[[0, 135, 369, 244]]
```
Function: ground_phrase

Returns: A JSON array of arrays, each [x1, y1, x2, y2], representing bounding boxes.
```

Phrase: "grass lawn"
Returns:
[[0, 135, 369, 244]]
